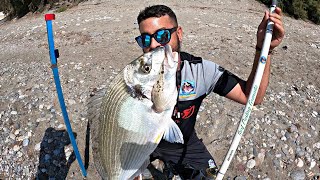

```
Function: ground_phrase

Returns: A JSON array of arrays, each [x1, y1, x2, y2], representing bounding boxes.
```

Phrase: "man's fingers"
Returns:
[[273, 22, 285, 37], [269, 13, 282, 21], [269, 16, 282, 27], [270, 7, 284, 38], [275, 7, 283, 16]]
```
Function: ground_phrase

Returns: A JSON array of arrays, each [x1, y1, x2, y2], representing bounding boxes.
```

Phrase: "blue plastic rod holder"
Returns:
[[45, 14, 87, 177]]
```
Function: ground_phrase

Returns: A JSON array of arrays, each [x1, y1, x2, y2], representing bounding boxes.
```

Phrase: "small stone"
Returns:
[[305, 146, 312, 153], [313, 142, 320, 149], [46, 105, 53, 110], [312, 111, 318, 117], [296, 147, 305, 157], [295, 158, 304, 167], [9, 133, 16, 140], [309, 159, 316, 169], [256, 149, 266, 166], [13, 145, 21, 151], [57, 124, 65, 129], [14, 129, 20, 135], [234, 176, 247, 180], [66, 151, 72, 159], [17, 151, 23, 158], [34, 142, 41, 151], [68, 99, 76, 105], [17, 136, 24, 141], [23, 167, 30, 175], [281, 136, 287, 141], [23, 139, 29, 147], [288, 124, 298, 133], [53, 149, 61, 156], [289, 147, 294, 155], [36, 118, 46, 122], [246, 159, 256, 169], [248, 154, 254, 160], [273, 159, 281, 168], [47, 138, 53, 143], [285, 132, 291, 140], [290, 169, 306, 180], [242, 156, 247, 161], [310, 125, 316, 130], [236, 163, 246, 172], [44, 154, 51, 161], [53, 160, 60, 166], [275, 153, 282, 158]]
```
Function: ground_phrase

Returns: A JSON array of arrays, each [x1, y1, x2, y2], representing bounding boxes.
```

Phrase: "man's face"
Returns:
[[138, 15, 182, 53]]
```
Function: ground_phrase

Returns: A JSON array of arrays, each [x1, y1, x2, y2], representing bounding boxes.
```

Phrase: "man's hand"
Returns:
[[256, 7, 285, 50]]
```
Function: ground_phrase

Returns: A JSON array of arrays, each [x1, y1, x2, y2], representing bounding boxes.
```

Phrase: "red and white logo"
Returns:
[[181, 105, 195, 119]]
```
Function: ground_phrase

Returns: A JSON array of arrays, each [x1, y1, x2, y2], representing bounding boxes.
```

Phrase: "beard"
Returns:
[[172, 40, 181, 53]]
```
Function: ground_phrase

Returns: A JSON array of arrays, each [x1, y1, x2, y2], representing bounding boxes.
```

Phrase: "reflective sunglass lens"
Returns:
[[156, 30, 170, 44], [143, 35, 151, 47], [136, 28, 176, 48], [136, 35, 151, 48], [136, 37, 143, 48]]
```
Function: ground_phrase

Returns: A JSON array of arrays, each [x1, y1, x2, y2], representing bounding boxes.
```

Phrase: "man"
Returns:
[[135, 4, 284, 179]]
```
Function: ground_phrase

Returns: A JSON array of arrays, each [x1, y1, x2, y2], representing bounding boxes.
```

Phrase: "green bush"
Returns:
[[306, 0, 320, 24], [257, 0, 320, 24]]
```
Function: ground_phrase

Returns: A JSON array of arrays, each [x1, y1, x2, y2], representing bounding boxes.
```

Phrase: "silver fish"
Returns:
[[88, 45, 184, 179]]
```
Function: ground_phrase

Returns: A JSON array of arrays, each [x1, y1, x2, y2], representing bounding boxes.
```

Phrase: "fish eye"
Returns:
[[141, 64, 151, 73]]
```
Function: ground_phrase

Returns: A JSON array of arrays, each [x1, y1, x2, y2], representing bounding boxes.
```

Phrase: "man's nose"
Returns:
[[149, 37, 161, 50]]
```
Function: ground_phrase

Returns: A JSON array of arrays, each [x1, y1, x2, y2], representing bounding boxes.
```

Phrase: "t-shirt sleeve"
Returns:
[[202, 60, 244, 96]]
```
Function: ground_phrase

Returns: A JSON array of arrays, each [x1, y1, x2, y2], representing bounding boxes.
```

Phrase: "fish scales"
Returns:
[[93, 71, 159, 179], [101, 75, 130, 177], [90, 45, 184, 179]]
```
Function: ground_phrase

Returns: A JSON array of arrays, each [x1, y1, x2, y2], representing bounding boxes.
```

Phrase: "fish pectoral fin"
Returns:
[[163, 119, 184, 144], [128, 159, 150, 180]]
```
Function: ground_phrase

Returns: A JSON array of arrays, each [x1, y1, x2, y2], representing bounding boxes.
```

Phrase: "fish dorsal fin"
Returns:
[[163, 119, 184, 144]]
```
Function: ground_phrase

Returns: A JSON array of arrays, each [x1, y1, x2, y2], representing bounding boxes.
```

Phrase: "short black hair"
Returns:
[[137, 5, 178, 25]]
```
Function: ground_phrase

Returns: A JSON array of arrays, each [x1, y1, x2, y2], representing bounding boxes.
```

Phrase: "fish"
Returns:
[[88, 45, 184, 179]]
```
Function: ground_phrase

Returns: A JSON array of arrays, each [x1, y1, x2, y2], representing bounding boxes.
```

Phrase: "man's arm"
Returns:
[[225, 7, 284, 105], [225, 51, 270, 105]]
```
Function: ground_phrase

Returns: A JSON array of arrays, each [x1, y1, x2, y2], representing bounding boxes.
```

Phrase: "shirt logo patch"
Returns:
[[182, 105, 195, 119], [179, 80, 196, 98]]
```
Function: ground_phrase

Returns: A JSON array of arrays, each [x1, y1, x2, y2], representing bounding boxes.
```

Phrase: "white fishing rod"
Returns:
[[215, 1, 277, 179]]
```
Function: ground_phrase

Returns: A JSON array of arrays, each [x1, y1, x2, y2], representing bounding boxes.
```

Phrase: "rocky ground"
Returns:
[[0, 0, 319, 179]]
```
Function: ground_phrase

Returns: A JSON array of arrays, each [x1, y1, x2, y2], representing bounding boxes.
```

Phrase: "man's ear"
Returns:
[[177, 26, 183, 42]]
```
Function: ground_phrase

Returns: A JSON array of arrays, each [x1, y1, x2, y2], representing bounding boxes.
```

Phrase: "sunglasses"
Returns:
[[135, 27, 177, 48]]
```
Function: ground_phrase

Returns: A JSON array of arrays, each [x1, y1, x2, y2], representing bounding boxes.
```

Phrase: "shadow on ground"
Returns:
[[36, 127, 77, 179]]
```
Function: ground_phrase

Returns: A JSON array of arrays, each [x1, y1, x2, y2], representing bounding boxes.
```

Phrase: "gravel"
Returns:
[[0, 0, 319, 179]]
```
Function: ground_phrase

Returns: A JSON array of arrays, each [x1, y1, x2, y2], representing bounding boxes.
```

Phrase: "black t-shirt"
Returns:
[[151, 52, 243, 170]]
